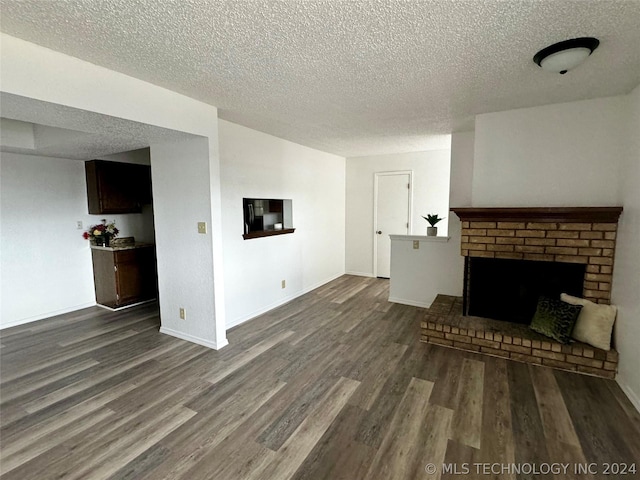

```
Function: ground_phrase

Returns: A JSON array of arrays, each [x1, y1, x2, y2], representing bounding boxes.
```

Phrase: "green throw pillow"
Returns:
[[530, 296, 582, 344]]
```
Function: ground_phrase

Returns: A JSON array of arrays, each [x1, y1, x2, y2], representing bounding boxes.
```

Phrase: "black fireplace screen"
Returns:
[[465, 257, 586, 324]]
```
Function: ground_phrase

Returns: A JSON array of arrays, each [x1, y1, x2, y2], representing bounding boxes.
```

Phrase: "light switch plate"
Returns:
[[413, 240, 419, 249], [197, 222, 207, 234]]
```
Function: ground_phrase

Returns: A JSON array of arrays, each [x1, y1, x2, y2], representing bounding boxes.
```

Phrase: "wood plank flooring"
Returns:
[[1, 275, 639, 479]]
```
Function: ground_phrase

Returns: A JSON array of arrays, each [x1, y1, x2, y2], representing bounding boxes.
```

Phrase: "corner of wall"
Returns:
[[612, 82, 640, 413], [449, 130, 475, 209]]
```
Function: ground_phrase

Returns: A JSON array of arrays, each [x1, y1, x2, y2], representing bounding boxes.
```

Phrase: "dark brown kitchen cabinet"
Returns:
[[85, 160, 152, 214], [91, 246, 157, 308]]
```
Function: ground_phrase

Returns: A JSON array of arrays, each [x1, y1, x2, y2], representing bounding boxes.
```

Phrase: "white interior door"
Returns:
[[375, 173, 410, 278]]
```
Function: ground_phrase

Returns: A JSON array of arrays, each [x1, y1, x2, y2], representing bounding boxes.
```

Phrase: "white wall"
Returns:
[[86, 205, 156, 244], [1, 34, 227, 348], [469, 92, 639, 410], [473, 96, 627, 207], [389, 134, 471, 309], [0, 118, 35, 149], [449, 131, 475, 208], [389, 233, 464, 308], [0, 152, 156, 328], [218, 120, 345, 328], [345, 149, 451, 277], [0, 153, 96, 327], [97, 148, 151, 165], [151, 137, 224, 347], [613, 83, 640, 411], [0, 35, 218, 136], [446, 130, 476, 268]]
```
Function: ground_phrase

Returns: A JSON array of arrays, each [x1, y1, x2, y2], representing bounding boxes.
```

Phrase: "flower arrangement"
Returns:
[[83, 219, 119, 246]]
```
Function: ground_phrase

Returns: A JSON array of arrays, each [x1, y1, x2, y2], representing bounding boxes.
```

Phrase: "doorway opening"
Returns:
[[373, 171, 412, 278]]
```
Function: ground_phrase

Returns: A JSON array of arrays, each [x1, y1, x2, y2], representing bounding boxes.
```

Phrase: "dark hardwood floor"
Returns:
[[1, 275, 639, 479]]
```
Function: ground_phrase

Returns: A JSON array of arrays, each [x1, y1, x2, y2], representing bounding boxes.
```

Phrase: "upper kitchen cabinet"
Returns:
[[85, 160, 152, 214]]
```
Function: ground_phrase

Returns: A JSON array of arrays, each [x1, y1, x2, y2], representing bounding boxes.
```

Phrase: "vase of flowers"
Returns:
[[83, 219, 119, 246], [422, 213, 445, 236]]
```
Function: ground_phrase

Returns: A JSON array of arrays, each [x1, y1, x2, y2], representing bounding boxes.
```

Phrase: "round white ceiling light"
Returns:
[[533, 37, 600, 74]]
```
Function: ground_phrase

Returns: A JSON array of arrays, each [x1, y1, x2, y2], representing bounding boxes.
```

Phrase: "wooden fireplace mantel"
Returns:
[[451, 207, 623, 223]]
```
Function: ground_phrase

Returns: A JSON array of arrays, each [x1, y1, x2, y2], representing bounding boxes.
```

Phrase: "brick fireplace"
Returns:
[[456, 207, 623, 305], [420, 207, 623, 378]]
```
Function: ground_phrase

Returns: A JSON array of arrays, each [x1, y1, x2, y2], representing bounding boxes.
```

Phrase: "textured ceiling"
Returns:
[[1, 0, 640, 157], [0, 93, 195, 160]]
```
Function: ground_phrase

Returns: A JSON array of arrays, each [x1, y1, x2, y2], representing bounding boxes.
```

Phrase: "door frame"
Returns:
[[373, 170, 413, 277]]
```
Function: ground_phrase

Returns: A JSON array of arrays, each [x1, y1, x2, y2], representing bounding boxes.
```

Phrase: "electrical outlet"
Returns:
[[413, 240, 419, 249], [281, 280, 286, 289], [197, 222, 207, 234], [77, 221, 83, 230], [179, 308, 186, 320]]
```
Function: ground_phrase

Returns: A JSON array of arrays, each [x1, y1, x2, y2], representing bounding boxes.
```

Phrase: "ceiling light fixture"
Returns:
[[533, 37, 600, 74]]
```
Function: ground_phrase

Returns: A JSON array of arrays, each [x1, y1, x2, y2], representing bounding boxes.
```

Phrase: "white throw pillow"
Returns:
[[560, 293, 617, 351]]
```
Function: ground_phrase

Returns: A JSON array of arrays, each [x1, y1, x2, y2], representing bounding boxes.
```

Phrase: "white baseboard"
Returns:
[[345, 271, 375, 278], [0, 302, 97, 330], [388, 296, 431, 309], [96, 299, 156, 312], [617, 378, 640, 414], [226, 272, 345, 330], [159, 326, 228, 350]]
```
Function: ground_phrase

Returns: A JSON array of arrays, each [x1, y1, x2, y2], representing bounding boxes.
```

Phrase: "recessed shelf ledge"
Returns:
[[389, 234, 451, 242], [242, 228, 295, 240]]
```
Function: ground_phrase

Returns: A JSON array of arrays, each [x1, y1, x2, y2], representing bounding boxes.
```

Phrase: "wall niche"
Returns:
[[243, 198, 294, 239]]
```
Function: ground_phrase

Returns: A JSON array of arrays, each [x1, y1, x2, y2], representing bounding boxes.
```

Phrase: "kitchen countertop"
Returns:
[[90, 242, 155, 252]]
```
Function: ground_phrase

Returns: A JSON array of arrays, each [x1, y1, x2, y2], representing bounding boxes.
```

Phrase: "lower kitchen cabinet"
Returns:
[[91, 245, 158, 308]]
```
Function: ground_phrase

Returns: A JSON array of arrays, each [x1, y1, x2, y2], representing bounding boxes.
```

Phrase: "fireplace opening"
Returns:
[[466, 258, 586, 324]]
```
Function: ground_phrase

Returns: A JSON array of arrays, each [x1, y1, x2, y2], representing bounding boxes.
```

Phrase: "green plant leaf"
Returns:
[[422, 214, 445, 226]]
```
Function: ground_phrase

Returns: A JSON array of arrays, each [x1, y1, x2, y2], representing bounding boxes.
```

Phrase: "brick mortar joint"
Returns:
[[422, 337, 615, 377], [421, 327, 618, 365]]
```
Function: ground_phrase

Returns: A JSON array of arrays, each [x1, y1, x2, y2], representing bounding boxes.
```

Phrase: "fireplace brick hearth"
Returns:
[[421, 295, 618, 379]]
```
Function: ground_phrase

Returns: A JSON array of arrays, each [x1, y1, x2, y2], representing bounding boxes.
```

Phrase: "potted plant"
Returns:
[[83, 219, 119, 247], [422, 214, 444, 236]]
